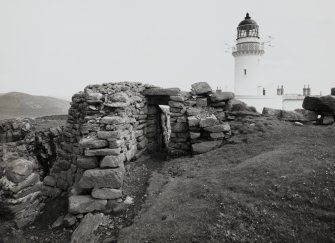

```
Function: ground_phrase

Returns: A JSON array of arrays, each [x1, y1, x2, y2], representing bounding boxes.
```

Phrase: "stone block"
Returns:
[[169, 96, 184, 102], [199, 115, 219, 128], [100, 116, 125, 125], [100, 154, 125, 168], [5, 158, 34, 184], [196, 98, 207, 107], [209, 132, 225, 139], [77, 156, 98, 169], [43, 175, 56, 187], [190, 132, 201, 140], [79, 168, 124, 189], [171, 122, 188, 132], [210, 92, 234, 102], [85, 148, 121, 156], [79, 138, 108, 149], [91, 188, 122, 200], [203, 123, 231, 133], [143, 88, 180, 96], [97, 131, 121, 139], [187, 116, 200, 127], [68, 195, 107, 214]]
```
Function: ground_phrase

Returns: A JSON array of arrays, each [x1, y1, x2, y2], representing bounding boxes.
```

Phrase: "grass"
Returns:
[[118, 117, 335, 243]]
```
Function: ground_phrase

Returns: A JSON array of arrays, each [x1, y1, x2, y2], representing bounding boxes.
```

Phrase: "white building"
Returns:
[[231, 13, 305, 112]]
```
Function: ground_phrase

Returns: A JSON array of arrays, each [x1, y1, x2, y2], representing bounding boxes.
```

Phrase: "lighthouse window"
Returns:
[[244, 69, 247, 75]]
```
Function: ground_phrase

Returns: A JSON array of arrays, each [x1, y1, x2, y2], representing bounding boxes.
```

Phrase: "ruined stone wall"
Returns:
[[0, 119, 63, 228]]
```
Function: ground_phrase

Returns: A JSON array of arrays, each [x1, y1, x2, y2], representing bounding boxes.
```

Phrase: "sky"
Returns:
[[0, 0, 334, 100]]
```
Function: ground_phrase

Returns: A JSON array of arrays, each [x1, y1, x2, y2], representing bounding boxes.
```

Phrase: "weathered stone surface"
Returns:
[[70, 213, 107, 243], [171, 122, 188, 132], [85, 148, 121, 156], [91, 188, 122, 200], [77, 156, 98, 169], [209, 132, 225, 139], [294, 109, 318, 121], [192, 140, 221, 154], [322, 115, 334, 125], [63, 214, 77, 227], [97, 131, 121, 139], [169, 95, 184, 102], [143, 88, 180, 96], [190, 132, 201, 139], [43, 175, 56, 187], [196, 98, 207, 107], [78, 168, 124, 189], [210, 92, 234, 102], [331, 88, 335, 96], [168, 101, 184, 109], [281, 110, 305, 121], [191, 82, 212, 95], [100, 154, 125, 168], [79, 138, 108, 149], [68, 195, 107, 214], [211, 101, 226, 107], [226, 99, 248, 111], [6, 158, 34, 183], [204, 123, 230, 133], [110, 93, 130, 103], [187, 116, 200, 127], [126, 145, 137, 161], [86, 92, 103, 101], [100, 116, 125, 125], [199, 115, 218, 128], [303, 95, 335, 113]]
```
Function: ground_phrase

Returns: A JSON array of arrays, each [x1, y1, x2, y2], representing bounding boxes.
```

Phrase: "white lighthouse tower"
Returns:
[[232, 13, 265, 96]]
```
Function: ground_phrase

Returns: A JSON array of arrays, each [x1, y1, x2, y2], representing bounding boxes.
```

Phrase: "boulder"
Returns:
[[6, 158, 34, 183], [100, 154, 125, 168], [78, 168, 124, 189], [303, 95, 335, 113], [143, 88, 180, 96], [210, 92, 234, 102], [91, 188, 122, 200], [199, 115, 219, 128], [294, 109, 318, 121], [192, 140, 222, 154], [79, 138, 108, 149], [281, 110, 305, 121], [191, 82, 212, 95], [68, 195, 107, 214]]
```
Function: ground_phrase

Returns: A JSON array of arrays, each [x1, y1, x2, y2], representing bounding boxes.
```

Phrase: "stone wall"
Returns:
[[0, 119, 63, 228]]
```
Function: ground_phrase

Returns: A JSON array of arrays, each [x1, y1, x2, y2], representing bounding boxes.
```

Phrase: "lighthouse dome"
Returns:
[[237, 13, 259, 39], [238, 13, 258, 27]]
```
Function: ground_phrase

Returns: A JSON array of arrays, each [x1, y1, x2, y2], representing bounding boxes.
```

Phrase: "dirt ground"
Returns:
[[1, 115, 335, 242]]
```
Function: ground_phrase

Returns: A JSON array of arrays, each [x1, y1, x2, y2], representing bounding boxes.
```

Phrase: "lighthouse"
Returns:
[[232, 13, 265, 96]]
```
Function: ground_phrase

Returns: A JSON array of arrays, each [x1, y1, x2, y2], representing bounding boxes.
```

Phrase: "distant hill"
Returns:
[[0, 92, 70, 120]]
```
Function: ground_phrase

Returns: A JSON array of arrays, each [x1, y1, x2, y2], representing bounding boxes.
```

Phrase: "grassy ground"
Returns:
[[118, 117, 335, 243]]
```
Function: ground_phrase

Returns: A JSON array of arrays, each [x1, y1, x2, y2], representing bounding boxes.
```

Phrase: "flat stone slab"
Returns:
[[142, 88, 180, 96], [68, 195, 107, 214], [210, 92, 235, 102], [192, 140, 222, 154], [71, 213, 107, 243], [199, 115, 219, 128], [91, 188, 122, 200], [79, 168, 124, 189], [85, 148, 121, 156], [79, 138, 108, 149], [203, 123, 231, 133], [100, 154, 125, 168]]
